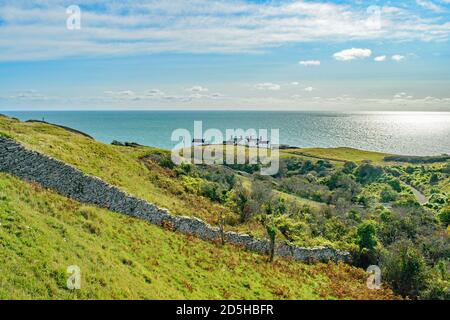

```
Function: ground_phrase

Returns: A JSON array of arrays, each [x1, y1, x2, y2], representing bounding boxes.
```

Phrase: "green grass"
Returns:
[[0, 173, 396, 300], [0, 117, 227, 224], [284, 147, 390, 164]]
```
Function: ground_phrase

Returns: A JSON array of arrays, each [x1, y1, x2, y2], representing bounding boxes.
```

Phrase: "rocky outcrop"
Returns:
[[0, 136, 351, 263]]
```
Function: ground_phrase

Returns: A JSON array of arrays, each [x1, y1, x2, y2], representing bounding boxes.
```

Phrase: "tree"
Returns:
[[343, 161, 357, 174], [300, 160, 314, 174], [386, 178, 402, 192], [356, 220, 378, 251], [265, 218, 277, 262], [231, 183, 252, 223], [356, 163, 383, 184], [218, 210, 225, 245], [382, 241, 428, 298], [380, 186, 397, 203], [430, 173, 439, 185]]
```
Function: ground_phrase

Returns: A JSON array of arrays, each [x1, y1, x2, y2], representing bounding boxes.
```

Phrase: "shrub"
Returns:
[[174, 162, 194, 176], [381, 241, 428, 298], [430, 173, 439, 185], [379, 209, 392, 223], [386, 178, 402, 192], [356, 220, 378, 251], [380, 186, 398, 203], [275, 217, 309, 242], [200, 182, 221, 202], [438, 206, 450, 226], [347, 209, 362, 223], [343, 161, 357, 174], [356, 163, 383, 184], [420, 261, 450, 300]]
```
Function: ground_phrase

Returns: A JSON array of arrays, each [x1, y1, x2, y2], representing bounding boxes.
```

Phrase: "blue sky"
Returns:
[[0, 0, 450, 111]]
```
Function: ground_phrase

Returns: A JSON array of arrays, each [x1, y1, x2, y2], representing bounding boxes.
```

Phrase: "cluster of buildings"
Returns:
[[192, 136, 271, 148]]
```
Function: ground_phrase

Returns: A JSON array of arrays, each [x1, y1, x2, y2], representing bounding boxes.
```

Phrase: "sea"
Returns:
[[3, 111, 450, 156]]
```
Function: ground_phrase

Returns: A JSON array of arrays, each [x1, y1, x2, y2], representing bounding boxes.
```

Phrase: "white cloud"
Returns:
[[291, 82, 300, 86], [145, 89, 165, 97], [333, 48, 372, 61], [186, 86, 209, 93], [374, 55, 387, 62], [416, 0, 443, 12], [392, 55, 405, 62], [255, 83, 281, 91], [1, 1, 450, 61], [393, 92, 413, 99], [104, 90, 136, 97], [8, 89, 50, 100], [304, 87, 315, 92], [102, 87, 223, 102], [299, 60, 321, 67]]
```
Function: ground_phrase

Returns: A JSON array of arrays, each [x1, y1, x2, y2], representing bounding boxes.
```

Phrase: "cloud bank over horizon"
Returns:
[[0, 0, 449, 111]]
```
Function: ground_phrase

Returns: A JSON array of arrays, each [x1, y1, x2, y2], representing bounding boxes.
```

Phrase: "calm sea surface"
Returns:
[[3, 111, 450, 156]]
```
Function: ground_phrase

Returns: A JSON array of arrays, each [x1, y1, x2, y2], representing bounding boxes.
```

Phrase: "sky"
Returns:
[[0, 0, 450, 111]]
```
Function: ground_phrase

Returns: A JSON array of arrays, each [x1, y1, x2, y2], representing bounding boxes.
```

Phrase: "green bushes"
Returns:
[[381, 241, 428, 298], [356, 220, 378, 251], [380, 186, 398, 203], [143, 147, 448, 299], [384, 155, 450, 164], [343, 161, 357, 174], [420, 261, 450, 300], [430, 173, 440, 185], [356, 163, 383, 184], [438, 206, 450, 226]]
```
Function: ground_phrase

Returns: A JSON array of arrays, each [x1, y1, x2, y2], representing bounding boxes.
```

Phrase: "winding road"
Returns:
[[406, 184, 428, 205]]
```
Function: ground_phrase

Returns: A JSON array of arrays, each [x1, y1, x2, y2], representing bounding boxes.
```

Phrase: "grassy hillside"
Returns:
[[0, 173, 395, 299], [0, 116, 227, 224]]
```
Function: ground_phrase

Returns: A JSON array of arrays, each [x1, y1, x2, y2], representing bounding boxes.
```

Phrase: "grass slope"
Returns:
[[0, 116, 225, 224], [285, 147, 389, 164], [0, 173, 396, 299]]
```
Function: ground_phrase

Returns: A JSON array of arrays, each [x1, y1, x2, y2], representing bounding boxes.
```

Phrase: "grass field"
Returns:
[[284, 147, 390, 164]]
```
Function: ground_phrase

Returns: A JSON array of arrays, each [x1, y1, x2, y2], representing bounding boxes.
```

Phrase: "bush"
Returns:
[[356, 220, 378, 251], [380, 186, 398, 203], [347, 209, 362, 223], [343, 161, 357, 174], [381, 241, 428, 298], [159, 156, 175, 169], [420, 261, 450, 300], [356, 163, 383, 184], [430, 173, 439, 185], [384, 155, 450, 164], [174, 163, 194, 176], [386, 178, 402, 192], [200, 182, 221, 202], [438, 206, 450, 226]]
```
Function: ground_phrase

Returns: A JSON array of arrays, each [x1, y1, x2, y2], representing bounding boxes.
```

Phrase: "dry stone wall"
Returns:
[[0, 136, 351, 263]]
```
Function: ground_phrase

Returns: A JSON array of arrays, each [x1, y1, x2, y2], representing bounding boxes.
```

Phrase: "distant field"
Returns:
[[284, 147, 390, 164]]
